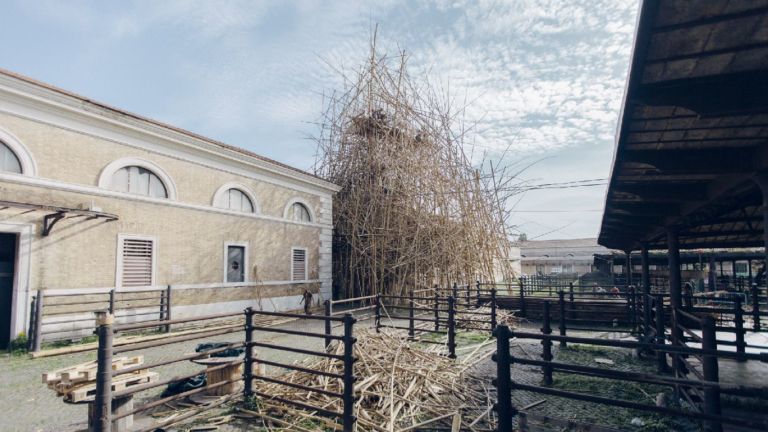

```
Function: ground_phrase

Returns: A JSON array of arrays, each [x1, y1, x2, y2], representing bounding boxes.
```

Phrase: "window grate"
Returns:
[[121, 238, 153, 286], [292, 249, 307, 281]]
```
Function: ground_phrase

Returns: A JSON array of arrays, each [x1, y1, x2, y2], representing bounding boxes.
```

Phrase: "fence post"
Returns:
[[541, 301, 553, 386], [375, 294, 381, 333], [568, 283, 575, 320], [452, 282, 458, 300], [244, 307, 254, 398], [33, 290, 44, 352], [447, 296, 457, 359], [702, 316, 722, 432], [465, 283, 471, 307], [490, 289, 498, 335], [734, 297, 746, 362], [94, 311, 114, 432], [408, 290, 415, 340], [164, 285, 172, 333], [27, 295, 37, 352], [628, 286, 636, 331], [342, 314, 357, 432], [324, 300, 333, 348], [655, 295, 668, 373], [558, 291, 567, 348], [109, 289, 116, 315], [433, 293, 440, 332], [476, 280, 482, 307], [518, 280, 527, 318], [643, 291, 652, 341], [492, 325, 515, 432], [752, 283, 761, 331]]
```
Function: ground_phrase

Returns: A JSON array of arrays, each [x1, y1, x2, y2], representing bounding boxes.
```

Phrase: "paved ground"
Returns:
[[1, 313, 352, 432]]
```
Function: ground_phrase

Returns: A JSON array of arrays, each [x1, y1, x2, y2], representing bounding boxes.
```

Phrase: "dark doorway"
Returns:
[[0, 233, 17, 348]]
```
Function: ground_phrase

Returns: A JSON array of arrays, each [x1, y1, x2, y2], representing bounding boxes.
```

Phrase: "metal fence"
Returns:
[[88, 308, 358, 432], [27, 286, 171, 352], [493, 320, 768, 432]]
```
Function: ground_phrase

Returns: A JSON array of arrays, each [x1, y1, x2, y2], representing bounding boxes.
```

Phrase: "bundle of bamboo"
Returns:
[[248, 329, 497, 431], [314, 35, 516, 299]]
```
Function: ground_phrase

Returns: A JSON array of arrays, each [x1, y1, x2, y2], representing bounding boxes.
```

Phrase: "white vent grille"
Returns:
[[121, 238, 154, 286], [292, 249, 307, 281]]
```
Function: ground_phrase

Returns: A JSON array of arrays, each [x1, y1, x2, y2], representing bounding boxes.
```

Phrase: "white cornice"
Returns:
[[0, 73, 340, 195], [0, 171, 332, 229]]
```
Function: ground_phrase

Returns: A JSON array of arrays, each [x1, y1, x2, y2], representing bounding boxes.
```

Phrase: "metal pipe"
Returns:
[[342, 313, 357, 432], [94, 311, 114, 432]]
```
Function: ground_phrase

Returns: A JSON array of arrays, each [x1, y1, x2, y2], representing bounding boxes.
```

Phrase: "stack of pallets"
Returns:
[[43, 355, 159, 402]]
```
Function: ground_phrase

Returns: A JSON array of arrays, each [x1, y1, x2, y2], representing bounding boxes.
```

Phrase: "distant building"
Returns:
[[516, 238, 613, 276]]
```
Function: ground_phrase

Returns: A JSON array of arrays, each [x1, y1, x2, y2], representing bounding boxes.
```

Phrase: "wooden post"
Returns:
[[447, 296, 456, 359], [244, 308, 254, 398], [490, 289, 498, 335], [541, 301, 553, 386], [702, 316, 722, 432], [324, 300, 333, 348], [33, 290, 44, 352], [164, 285, 172, 333], [94, 311, 114, 432], [558, 291, 567, 348], [493, 325, 515, 432], [375, 294, 381, 333], [734, 298, 746, 362], [342, 314, 357, 432]]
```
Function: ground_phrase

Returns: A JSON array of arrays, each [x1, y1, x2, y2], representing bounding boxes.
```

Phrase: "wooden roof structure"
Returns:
[[599, 0, 768, 251]]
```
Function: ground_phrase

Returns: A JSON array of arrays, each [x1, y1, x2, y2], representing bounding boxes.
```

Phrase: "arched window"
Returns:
[[212, 183, 259, 214], [288, 202, 312, 222], [110, 166, 168, 198], [99, 158, 176, 199], [221, 188, 254, 213], [0, 141, 22, 173]]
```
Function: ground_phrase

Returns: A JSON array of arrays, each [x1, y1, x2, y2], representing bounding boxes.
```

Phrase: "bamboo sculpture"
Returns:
[[314, 37, 514, 298]]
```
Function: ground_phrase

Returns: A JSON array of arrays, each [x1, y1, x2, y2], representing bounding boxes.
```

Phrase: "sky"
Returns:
[[0, 0, 639, 240]]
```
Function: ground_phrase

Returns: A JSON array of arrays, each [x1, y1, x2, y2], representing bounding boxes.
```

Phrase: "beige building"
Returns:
[[0, 69, 339, 345]]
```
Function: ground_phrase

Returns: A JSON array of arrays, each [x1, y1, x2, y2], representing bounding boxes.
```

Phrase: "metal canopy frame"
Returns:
[[0, 200, 118, 236], [598, 0, 768, 252]]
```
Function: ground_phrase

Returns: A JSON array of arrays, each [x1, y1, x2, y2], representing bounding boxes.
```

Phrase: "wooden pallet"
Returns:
[[43, 356, 143, 385], [65, 371, 159, 402]]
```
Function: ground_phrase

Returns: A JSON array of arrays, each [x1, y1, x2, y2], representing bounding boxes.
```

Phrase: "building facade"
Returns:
[[0, 69, 339, 345], [517, 238, 613, 277]]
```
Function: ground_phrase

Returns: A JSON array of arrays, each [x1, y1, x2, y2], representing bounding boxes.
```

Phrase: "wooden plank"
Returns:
[[65, 371, 158, 403]]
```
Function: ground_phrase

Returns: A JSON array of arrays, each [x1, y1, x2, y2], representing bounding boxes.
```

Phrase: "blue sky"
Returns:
[[0, 0, 639, 240]]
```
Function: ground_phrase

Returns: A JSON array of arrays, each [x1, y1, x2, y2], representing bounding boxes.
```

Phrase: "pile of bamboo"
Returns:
[[249, 329, 497, 431], [314, 35, 514, 299]]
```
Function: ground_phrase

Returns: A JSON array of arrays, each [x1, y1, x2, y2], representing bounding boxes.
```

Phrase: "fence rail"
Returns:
[[493, 321, 768, 432], [88, 307, 359, 432], [28, 286, 172, 352]]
